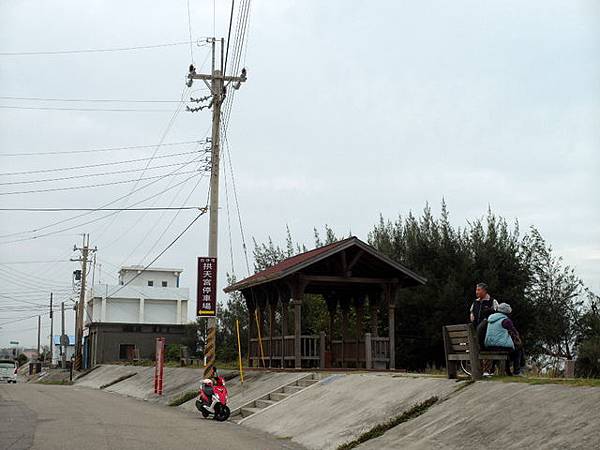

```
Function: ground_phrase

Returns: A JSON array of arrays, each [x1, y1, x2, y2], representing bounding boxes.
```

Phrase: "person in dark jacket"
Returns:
[[470, 282, 498, 327], [470, 282, 499, 376], [484, 303, 524, 376]]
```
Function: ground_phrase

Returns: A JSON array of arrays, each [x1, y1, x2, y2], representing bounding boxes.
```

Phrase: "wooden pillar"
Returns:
[[340, 301, 349, 368], [388, 303, 396, 370], [268, 293, 277, 368], [291, 277, 306, 369], [280, 296, 288, 367], [385, 285, 398, 370], [243, 290, 255, 368], [354, 294, 365, 367], [319, 331, 326, 369], [324, 293, 338, 350], [293, 299, 302, 368], [365, 332, 373, 370], [369, 290, 380, 337]]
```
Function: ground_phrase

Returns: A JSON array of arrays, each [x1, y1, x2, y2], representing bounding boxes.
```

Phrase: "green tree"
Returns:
[[575, 290, 600, 377], [215, 273, 249, 362], [523, 227, 584, 362], [369, 203, 531, 369]]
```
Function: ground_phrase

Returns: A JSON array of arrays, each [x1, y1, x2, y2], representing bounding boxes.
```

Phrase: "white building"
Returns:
[[86, 266, 189, 325]]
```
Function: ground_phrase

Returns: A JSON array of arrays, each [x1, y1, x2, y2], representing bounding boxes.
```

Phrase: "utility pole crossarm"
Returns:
[[189, 73, 247, 82]]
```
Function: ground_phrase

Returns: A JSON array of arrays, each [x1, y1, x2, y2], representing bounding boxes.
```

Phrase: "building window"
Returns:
[[162, 281, 168, 287], [147, 280, 154, 287], [123, 325, 141, 332], [119, 344, 136, 360]]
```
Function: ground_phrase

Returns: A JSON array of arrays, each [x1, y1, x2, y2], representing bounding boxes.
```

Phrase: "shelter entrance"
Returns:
[[224, 237, 426, 370]]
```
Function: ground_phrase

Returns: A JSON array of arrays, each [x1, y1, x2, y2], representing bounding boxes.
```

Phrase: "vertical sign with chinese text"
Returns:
[[197, 257, 217, 317]]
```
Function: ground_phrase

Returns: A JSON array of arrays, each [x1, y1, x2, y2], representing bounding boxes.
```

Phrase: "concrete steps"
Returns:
[[233, 373, 319, 421], [283, 385, 304, 394], [255, 399, 277, 409]]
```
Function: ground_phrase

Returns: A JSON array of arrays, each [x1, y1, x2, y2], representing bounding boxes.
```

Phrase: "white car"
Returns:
[[0, 360, 18, 383]]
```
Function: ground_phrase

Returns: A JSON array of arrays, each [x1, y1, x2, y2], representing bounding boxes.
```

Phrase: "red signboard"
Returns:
[[197, 257, 217, 317]]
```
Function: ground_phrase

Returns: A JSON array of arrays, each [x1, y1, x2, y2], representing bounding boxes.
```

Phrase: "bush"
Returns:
[[575, 337, 600, 378], [165, 344, 181, 362], [16, 353, 28, 367]]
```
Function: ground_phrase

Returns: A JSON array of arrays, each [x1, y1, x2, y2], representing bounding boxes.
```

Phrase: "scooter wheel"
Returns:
[[214, 404, 230, 422], [195, 400, 210, 418]]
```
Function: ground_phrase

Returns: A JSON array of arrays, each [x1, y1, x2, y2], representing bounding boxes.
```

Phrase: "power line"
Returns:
[[134, 173, 206, 265], [0, 96, 185, 103], [0, 260, 70, 264], [0, 105, 173, 112], [0, 40, 204, 56], [0, 311, 51, 327], [105, 210, 207, 300], [222, 125, 251, 275], [0, 170, 199, 196], [0, 206, 203, 212], [0, 149, 201, 176], [0, 160, 209, 186], [187, 0, 195, 64], [224, 0, 236, 76], [95, 86, 192, 242], [0, 140, 199, 157], [0, 173, 203, 244], [0, 156, 204, 240]]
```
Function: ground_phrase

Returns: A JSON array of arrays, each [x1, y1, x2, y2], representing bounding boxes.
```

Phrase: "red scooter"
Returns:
[[195, 376, 230, 421]]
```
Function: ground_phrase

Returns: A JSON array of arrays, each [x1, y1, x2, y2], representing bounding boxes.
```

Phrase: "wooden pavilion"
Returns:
[[224, 237, 426, 370]]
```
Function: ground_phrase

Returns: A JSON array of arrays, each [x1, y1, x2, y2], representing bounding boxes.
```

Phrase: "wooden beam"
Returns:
[[347, 250, 364, 272], [303, 275, 398, 284]]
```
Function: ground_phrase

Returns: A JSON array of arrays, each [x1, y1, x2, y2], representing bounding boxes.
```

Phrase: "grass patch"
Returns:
[[488, 376, 600, 388], [453, 379, 475, 392], [168, 389, 198, 407], [336, 396, 438, 450]]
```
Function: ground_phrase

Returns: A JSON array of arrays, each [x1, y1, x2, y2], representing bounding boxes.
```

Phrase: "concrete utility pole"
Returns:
[[61, 301, 66, 369], [49, 292, 53, 366], [186, 38, 247, 378], [72, 234, 96, 371], [37, 315, 41, 360]]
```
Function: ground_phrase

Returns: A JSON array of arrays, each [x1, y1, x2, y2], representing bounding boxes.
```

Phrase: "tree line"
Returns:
[[184, 202, 599, 377]]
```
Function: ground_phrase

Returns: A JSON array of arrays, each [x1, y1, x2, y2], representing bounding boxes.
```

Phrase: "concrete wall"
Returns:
[[75, 364, 145, 389], [87, 284, 189, 326], [241, 373, 461, 450], [358, 381, 600, 450], [119, 268, 180, 288]]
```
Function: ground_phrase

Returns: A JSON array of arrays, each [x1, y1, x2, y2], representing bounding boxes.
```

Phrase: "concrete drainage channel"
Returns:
[[233, 373, 320, 422]]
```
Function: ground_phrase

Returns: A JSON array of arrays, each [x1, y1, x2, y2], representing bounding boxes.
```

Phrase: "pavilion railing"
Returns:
[[370, 336, 390, 368], [248, 334, 321, 368], [249, 332, 390, 369]]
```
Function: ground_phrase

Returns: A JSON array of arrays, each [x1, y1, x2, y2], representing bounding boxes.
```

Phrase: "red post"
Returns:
[[154, 337, 165, 395]]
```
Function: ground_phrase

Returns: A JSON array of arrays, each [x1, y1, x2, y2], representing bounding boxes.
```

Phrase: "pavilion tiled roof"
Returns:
[[224, 236, 426, 292]]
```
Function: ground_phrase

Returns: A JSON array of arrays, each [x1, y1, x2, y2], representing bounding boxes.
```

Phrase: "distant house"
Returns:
[[51, 335, 75, 366], [21, 348, 38, 360], [84, 266, 190, 366]]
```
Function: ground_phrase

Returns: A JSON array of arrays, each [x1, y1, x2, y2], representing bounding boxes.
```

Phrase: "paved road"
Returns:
[[0, 383, 304, 450]]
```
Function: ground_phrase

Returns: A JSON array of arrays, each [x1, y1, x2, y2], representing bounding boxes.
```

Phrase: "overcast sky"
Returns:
[[1, 0, 598, 348]]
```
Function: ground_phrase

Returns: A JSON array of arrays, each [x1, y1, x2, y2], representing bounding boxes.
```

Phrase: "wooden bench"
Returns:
[[442, 324, 509, 380]]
